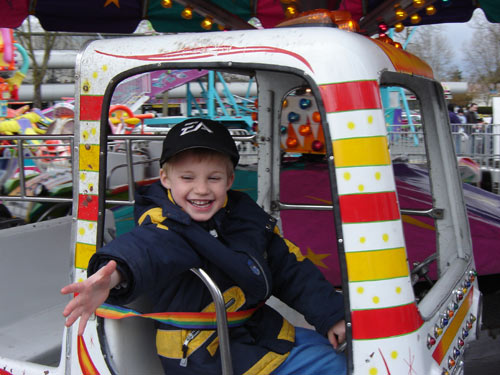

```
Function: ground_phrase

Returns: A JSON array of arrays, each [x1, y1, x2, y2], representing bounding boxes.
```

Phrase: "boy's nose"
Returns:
[[194, 180, 209, 194]]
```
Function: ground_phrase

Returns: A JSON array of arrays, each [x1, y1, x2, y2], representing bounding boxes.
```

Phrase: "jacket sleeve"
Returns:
[[88, 222, 203, 304], [267, 230, 344, 336]]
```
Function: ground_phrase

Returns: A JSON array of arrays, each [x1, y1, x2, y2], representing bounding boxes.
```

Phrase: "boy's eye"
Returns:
[[209, 176, 222, 181], [181, 176, 193, 180]]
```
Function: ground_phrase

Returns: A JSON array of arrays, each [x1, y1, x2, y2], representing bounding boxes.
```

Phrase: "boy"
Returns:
[[61, 118, 346, 375]]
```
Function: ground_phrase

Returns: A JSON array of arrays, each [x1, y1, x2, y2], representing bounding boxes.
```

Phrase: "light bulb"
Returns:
[[394, 22, 405, 32], [161, 0, 172, 8], [413, 0, 425, 8], [410, 13, 421, 24], [181, 7, 193, 20], [426, 5, 436, 15], [201, 17, 213, 30]]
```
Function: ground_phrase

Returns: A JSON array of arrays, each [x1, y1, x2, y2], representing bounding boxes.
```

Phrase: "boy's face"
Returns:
[[160, 151, 234, 222]]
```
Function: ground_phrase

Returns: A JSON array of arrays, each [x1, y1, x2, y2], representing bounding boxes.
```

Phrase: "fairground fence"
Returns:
[[387, 122, 500, 193]]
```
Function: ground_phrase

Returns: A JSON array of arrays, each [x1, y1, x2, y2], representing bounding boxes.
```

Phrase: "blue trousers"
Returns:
[[271, 327, 346, 375]]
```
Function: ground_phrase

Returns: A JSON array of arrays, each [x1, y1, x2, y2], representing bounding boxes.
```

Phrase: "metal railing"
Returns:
[[387, 123, 500, 167], [0, 134, 74, 204], [0, 132, 257, 219]]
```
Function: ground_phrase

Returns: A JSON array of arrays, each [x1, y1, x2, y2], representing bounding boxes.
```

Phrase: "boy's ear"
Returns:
[[159, 169, 171, 189], [226, 172, 235, 190]]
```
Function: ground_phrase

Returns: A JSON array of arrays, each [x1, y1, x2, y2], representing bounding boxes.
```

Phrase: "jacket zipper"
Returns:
[[248, 254, 270, 298], [180, 298, 235, 367]]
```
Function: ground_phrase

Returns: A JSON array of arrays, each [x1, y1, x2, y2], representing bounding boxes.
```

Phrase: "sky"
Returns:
[[441, 17, 478, 68], [401, 8, 486, 75], [434, 8, 488, 72]]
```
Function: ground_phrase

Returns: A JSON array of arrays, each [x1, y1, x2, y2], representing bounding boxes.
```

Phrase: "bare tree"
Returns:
[[15, 16, 58, 108], [404, 25, 458, 81], [463, 10, 500, 102]]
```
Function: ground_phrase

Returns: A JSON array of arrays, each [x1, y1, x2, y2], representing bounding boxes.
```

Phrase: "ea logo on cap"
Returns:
[[180, 121, 214, 136]]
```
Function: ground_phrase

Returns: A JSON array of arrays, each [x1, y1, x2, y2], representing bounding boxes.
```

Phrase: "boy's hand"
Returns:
[[327, 319, 346, 349], [61, 260, 119, 336]]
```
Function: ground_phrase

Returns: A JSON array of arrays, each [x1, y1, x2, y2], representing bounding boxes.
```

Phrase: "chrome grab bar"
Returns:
[[190, 268, 233, 375]]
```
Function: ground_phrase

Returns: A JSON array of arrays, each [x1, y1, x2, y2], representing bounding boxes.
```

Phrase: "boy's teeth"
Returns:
[[191, 200, 210, 207]]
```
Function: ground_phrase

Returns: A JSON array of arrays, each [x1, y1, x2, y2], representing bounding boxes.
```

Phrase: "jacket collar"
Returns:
[[134, 181, 229, 227]]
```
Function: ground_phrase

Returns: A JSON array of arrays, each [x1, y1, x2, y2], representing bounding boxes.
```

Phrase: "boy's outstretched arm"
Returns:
[[327, 319, 346, 349], [61, 260, 121, 336]]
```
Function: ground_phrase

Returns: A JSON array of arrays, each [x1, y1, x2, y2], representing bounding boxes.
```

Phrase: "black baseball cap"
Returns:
[[159, 118, 240, 167]]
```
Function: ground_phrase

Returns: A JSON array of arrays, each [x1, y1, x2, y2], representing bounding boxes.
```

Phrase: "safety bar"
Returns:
[[190, 268, 233, 375], [273, 200, 444, 219]]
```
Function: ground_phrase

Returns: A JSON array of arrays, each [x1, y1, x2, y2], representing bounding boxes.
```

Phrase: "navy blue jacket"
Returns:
[[88, 181, 344, 375]]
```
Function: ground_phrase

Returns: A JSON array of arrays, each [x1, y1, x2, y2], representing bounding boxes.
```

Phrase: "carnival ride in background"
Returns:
[[0, 28, 29, 106]]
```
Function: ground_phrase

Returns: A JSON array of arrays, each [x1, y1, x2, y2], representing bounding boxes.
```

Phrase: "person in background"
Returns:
[[466, 103, 479, 130], [448, 103, 461, 133], [457, 108, 467, 125], [448, 103, 462, 154]]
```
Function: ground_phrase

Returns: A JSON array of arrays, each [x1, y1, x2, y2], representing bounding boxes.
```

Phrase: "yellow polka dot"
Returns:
[[357, 286, 364, 294], [358, 184, 364, 192], [92, 71, 98, 79], [347, 121, 355, 130], [82, 130, 89, 140], [80, 173, 86, 181], [91, 127, 97, 136], [360, 236, 366, 244], [88, 183, 94, 191], [79, 228, 85, 235], [343, 172, 351, 181], [372, 296, 380, 304], [391, 351, 398, 359], [374, 171, 381, 180], [102, 65, 108, 71], [382, 233, 389, 242], [395, 286, 402, 294], [78, 277, 84, 283], [88, 222, 94, 230], [369, 367, 378, 375], [367, 115, 373, 124]]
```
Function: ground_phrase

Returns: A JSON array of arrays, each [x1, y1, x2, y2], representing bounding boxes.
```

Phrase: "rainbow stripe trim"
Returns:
[[78, 335, 100, 375], [96, 303, 260, 329], [370, 39, 434, 79], [432, 287, 474, 364]]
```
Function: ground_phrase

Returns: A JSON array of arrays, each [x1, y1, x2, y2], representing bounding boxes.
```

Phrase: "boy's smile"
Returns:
[[160, 151, 234, 222]]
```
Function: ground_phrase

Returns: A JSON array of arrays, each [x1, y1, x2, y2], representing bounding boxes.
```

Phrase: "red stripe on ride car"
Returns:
[[80, 95, 103, 121], [319, 81, 382, 113], [352, 303, 423, 339], [77, 194, 99, 221], [339, 191, 400, 223]]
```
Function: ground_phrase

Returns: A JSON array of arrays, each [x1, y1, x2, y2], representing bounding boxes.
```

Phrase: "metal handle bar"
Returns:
[[274, 200, 443, 219], [190, 268, 233, 375]]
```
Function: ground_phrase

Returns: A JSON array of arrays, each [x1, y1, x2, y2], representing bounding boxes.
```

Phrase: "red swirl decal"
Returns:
[[96, 45, 313, 72]]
